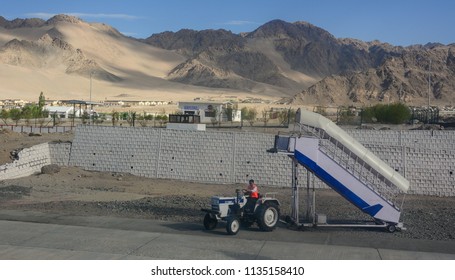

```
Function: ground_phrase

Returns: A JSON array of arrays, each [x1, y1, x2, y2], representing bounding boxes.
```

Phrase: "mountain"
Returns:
[[146, 19, 455, 106], [1, 34, 120, 81], [144, 26, 303, 94], [0, 15, 454, 106], [292, 44, 455, 106], [0, 14, 209, 102]]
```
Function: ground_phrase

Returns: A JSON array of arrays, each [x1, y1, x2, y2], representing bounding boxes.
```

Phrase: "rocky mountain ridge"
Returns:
[[145, 19, 455, 106], [1, 15, 454, 106], [0, 33, 120, 81]]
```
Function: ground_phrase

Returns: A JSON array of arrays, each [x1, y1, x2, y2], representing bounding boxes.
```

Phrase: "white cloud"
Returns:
[[26, 12, 141, 20], [25, 12, 56, 18]]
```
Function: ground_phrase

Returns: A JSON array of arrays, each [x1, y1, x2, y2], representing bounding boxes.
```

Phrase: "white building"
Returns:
[[177, 101, 241, 123], [45, 106, 84, 118]]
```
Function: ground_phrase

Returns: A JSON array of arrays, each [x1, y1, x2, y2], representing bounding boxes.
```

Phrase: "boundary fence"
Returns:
[[0, 125, 74, 134]]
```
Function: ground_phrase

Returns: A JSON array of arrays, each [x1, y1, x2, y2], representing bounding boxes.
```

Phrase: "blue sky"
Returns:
[[2, 0, 454, 46]]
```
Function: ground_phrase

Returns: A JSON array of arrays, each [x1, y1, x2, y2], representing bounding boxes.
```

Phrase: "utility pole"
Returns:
[[89, 72, 93, 125], [427, 60, 431, 124], [428, 59, 431, 108]]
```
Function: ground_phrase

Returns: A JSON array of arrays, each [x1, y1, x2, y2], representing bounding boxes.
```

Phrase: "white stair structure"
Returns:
[[272, 109, 410, 230]]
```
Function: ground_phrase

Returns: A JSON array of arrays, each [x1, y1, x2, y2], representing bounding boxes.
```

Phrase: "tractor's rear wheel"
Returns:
[[257, 203, 280, 231], [203, 213, 218, 230], [226, 217, 241, 235]]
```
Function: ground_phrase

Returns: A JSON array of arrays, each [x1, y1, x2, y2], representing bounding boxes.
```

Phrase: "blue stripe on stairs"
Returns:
[[294, 150, 383, 217]]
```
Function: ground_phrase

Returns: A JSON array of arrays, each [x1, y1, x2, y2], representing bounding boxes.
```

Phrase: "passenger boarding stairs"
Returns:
[[273, 109, 409, 230]]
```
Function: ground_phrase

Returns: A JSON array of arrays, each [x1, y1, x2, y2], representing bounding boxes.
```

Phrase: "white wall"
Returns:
[[0, 143, 51, 180], [2, 126, 454, 197], [66, 126, 455, 196]]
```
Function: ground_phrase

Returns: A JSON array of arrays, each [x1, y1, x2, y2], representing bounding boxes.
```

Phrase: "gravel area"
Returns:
[[1, 129, 455, 243], [1, 176, 454, 242]]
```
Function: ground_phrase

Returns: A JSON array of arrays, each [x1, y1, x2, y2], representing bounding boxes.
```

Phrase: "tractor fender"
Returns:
[[259, 198, 280, 206]]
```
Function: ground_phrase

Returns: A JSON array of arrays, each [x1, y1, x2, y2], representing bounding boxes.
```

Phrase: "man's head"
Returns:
[[249, 179, 254, 184]]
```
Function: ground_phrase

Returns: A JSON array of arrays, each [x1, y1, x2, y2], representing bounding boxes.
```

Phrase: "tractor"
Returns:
[[201, 189, 280, 235]]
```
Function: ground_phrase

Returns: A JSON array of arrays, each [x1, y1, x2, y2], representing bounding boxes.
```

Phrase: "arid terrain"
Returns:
[[1, 128, 455, 242], [2, 15, 455, 106]]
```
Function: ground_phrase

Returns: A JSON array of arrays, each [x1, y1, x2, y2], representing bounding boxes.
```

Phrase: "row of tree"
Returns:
[[317, 103, 413, 125], [1, 93, 49, 125], [1, 91, 412, 127], [110, 111, 169, 127]]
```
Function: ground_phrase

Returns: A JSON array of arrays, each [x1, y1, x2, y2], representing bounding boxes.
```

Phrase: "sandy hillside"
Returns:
[[56, 21, 185, 78], [0, 19, 292, 103]]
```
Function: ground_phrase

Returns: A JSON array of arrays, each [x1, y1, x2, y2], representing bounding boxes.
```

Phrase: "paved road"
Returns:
[[0, 210, 454, 260]]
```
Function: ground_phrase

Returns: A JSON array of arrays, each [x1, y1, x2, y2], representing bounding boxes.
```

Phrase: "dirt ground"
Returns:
[[1, 128, 455, 242]]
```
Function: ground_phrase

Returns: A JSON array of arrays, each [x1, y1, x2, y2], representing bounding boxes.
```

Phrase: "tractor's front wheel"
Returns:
[[226, 217, 241, 235], [257, 203, 280, 231], [203, 213, 218, 230]]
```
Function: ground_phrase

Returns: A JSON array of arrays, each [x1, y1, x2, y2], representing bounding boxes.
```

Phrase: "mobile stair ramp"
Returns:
[[273, 108, 410, 232]]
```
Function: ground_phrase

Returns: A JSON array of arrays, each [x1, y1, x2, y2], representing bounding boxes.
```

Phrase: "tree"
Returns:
[[240, 107, 257, 127], [224, 104, 233, 122], [81, 111, 90, 124], [21, 105, 33, 125], [361, 103, 411, 124], [211, 107, 219, 127], [278, 108, 295, 126], [21, 104, 44, 126], [247, 107, 257, 126], [111, 110, 120, 126], [1, 109, 9, 125], [38, 92, 45, 109], [155, 114, 168, 127], [9, 108, 22, 125], [137, 112, 153, 127], [262, 107, 270, 126], [123, 111, 136, 126], [240, 107, 248, 127]]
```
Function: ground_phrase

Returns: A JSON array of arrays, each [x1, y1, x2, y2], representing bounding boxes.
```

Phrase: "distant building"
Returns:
[[103, 100, 125, 107], [0, 99, 29, 109], [45, 106, 84, 118], [177, 101, 224, 123], [177, 101, 241, 123]]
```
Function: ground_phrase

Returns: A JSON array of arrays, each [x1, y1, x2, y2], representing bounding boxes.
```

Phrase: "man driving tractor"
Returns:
[[202, 178, 280, 235], [243, 179, 259, 212]]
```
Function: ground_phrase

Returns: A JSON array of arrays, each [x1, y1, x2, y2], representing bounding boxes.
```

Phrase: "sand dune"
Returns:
[[57, 21, 185, 78], [0, 19, 290, 103]]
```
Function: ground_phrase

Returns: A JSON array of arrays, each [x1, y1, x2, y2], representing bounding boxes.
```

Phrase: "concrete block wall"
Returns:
[[348, 130, 402, 146], [157, 129, 235, 183], [69, 126, 161, 178], [67, 126, 298, 186], [349, 129, 455, 196], [0, 143, 51, 180], [48, 141, 72, 166], [233, 132, 295, 187], [3, 125, 452, 197], [347, 129, 455, 150], [64, 126, 454, 196], [404, 148, 455, 196]]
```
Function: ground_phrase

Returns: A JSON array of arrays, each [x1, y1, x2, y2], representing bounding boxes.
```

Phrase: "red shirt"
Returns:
[[248, 183, 259, 198]]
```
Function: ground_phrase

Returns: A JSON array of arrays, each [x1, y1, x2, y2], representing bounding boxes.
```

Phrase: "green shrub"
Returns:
[[361, 103, 411, 124]]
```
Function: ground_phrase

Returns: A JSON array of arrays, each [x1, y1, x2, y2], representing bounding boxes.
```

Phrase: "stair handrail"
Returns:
[[295, 108, 410, 193]]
